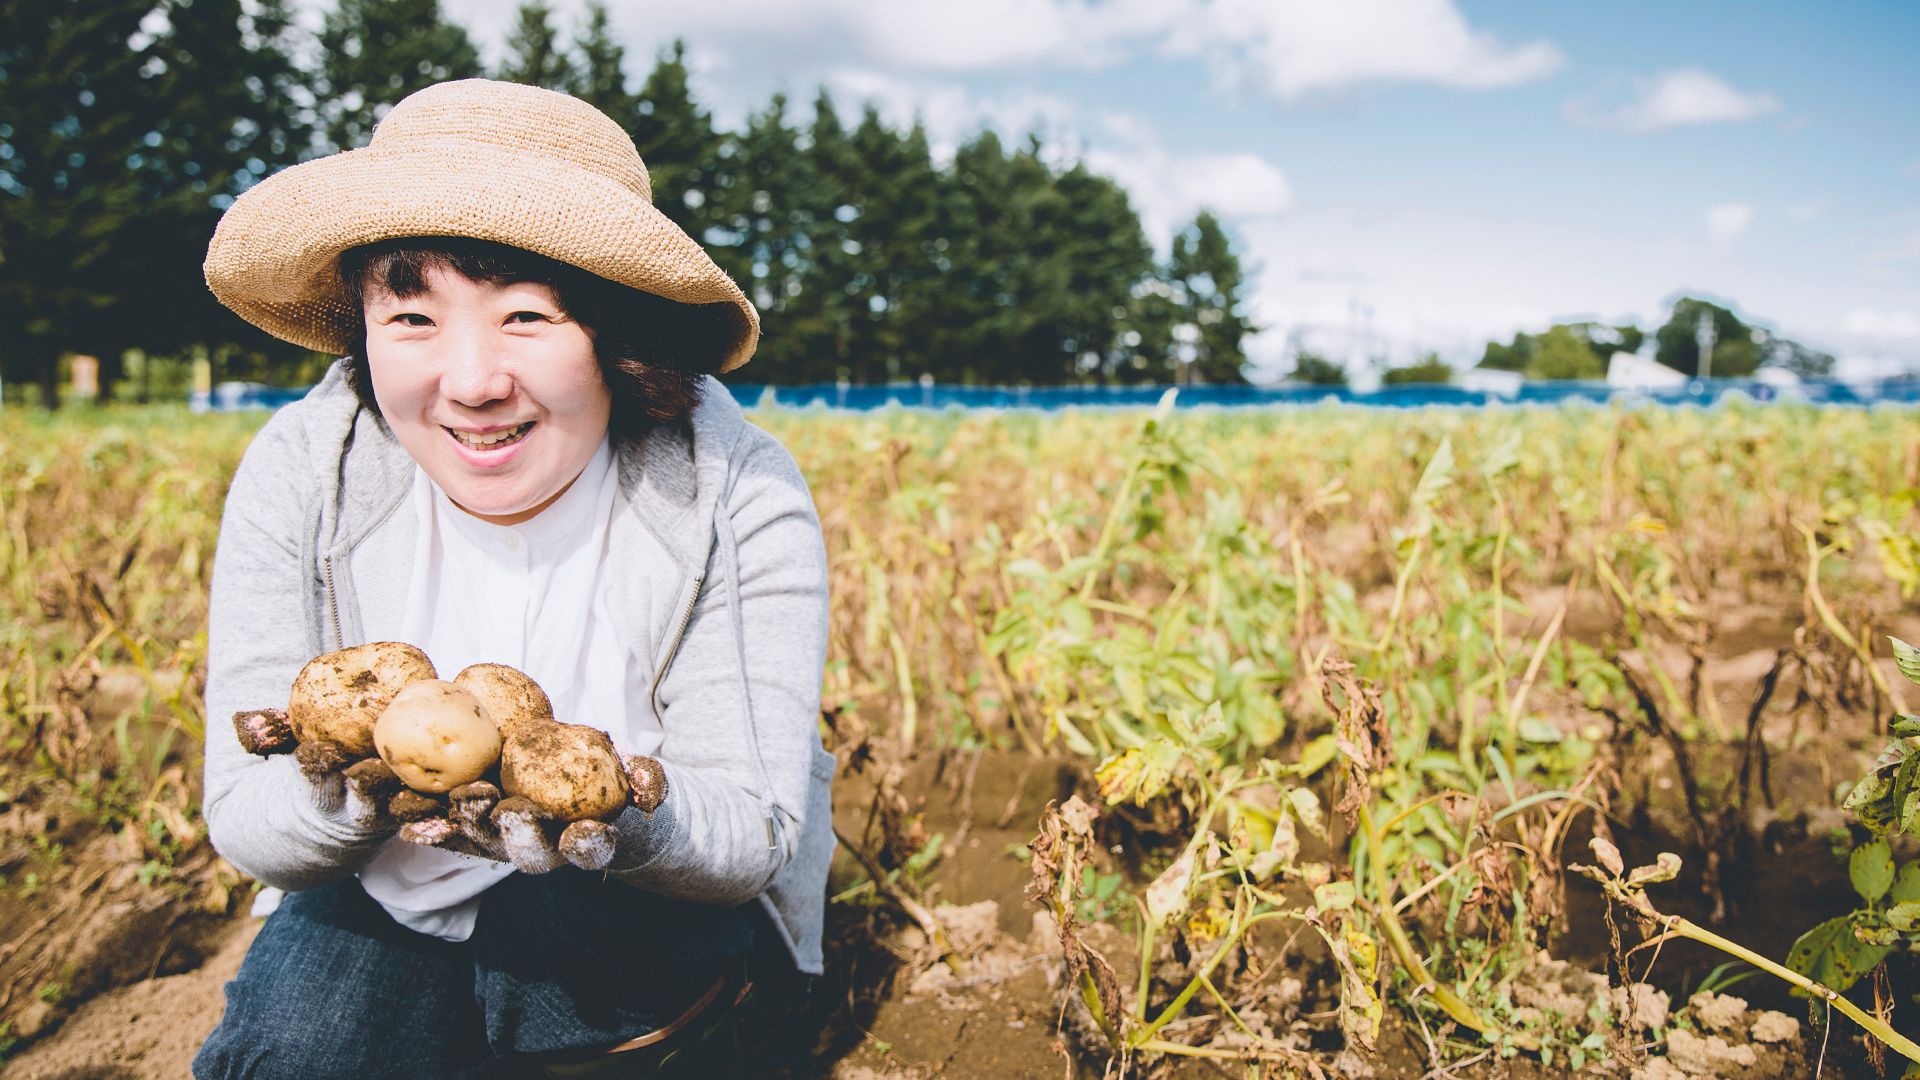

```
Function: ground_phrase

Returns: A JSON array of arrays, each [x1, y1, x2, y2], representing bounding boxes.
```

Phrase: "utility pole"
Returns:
[[1695, 310, 1717, 380]]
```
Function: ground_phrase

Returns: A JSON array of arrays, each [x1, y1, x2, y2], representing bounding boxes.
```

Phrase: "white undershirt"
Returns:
[[355, 437, 661, 940]]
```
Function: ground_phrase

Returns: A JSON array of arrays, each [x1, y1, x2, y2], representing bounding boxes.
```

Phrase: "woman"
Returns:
[[192, 80, 833, 1078]]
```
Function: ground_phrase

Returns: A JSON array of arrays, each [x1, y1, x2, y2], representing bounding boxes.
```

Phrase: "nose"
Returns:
[[440, 328, 515, 409]]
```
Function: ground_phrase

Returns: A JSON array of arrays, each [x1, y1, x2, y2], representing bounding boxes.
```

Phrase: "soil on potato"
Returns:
[[1, 591, 1909, 1080]]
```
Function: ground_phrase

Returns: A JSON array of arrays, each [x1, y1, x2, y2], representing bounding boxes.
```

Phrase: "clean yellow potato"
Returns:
[[288, 642, 437, 758], [453, 663, 554, 738], [374, 680, 502, 794], [500, 719, 630, 821]]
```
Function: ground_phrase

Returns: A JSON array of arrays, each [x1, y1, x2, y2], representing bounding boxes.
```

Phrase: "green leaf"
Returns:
[[1411, 437, 1456, 511], [1787, 915, 1892, 995], [1896, 715, 1920, 738], [1517, 718, 1564, 744], [1887, 901, 1920, 933], [1314, 881, 1355, 912], [1057, 598, 1093, 639], [1853, 839, 1896, 903], [1095, 737, 1183, 806], [1291, 734, 1339, 777], [1004, 559, 1051, 580], [1891, 637, 1920, 688], [1893, 861, 1920, 905]]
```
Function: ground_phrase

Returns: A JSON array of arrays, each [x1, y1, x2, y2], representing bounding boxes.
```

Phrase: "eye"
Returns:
[[391, 313, 433, 328], [506, 310, 552, 325]]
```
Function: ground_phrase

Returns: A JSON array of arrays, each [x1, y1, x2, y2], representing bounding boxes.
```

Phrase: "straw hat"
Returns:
[[204, 79, 759, 371]]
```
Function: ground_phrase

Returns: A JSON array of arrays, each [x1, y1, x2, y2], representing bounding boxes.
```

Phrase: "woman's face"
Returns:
[[363, 266, 610, 525]]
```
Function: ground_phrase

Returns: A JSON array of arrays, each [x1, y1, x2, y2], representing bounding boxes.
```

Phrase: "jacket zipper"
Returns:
[[648, 573, 703, 717], [322, 555, 343, 650]]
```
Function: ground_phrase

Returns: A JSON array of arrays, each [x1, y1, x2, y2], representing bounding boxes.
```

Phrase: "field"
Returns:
[[2, 398, 1919, 1078]]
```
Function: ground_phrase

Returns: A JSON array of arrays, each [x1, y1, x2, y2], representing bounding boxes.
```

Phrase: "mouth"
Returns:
[[445, 421, 534, 452]]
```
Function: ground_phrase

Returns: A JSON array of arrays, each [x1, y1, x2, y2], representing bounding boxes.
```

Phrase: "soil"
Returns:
[[2, 599, 1911, 1079]]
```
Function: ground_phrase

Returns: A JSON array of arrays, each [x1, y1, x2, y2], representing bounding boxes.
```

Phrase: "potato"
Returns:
[[289, 642, 436, 758], [500, 719, 630, 821], [453, 663, 553, 738], [373, 680, 502, 793]]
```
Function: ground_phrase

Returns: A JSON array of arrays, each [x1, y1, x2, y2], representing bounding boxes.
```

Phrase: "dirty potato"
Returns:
[[500, 720, 630, 821], [374, 680, 502, 793], [453, 663, 554, 738], [288, 642, 437, 758]]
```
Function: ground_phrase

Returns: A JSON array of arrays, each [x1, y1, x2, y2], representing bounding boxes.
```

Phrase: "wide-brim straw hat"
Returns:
[[204, 79, 759, 371]]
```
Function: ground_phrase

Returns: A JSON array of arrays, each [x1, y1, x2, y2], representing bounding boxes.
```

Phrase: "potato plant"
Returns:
[[5, 399, 1920, 1072]]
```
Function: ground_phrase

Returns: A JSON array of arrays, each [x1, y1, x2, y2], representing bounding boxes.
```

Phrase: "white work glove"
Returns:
[[396, 754, 669, 875]]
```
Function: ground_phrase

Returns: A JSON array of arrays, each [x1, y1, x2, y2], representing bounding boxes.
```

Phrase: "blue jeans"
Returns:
[[193, 870, 756, 1080]]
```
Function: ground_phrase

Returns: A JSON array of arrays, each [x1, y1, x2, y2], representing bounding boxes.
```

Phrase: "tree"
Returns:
[[1527, 326, 1606, 380], [319, 0, 481, 150], [1381, 354, 1452, 384], [1655, 297, 1758, 377], [496, 1, 577, 92], [627, 40, 721, 239], [0, 0, 313, 406], [1288, 352, 1348, 385], [1756, 331, 1835, 378], [106, 0, 320, 394], [1479, 321, 1640, 380], [0, 0, 158, 405], [572, 2, 634, 120], [1167, 212, 1255, 383]]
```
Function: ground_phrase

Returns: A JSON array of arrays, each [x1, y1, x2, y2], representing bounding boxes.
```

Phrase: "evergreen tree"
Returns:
[[572, 2, 635, 120], [628, 40, 720, 238], [497, 1, 577, 92], [319, 0, 481, 150], [711, 94, 814, 382], [107, 0, 318, 394], [0, 0, 311, 404], [774, 91, 862, 381], [0, 0, 158, 405], [1167, 212, 1254, 383]]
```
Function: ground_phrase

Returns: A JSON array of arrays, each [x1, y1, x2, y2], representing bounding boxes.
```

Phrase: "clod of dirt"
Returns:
[[1612, 982, 1672, 1030], [1689, 989, 1748, 1031], [1750, 1010, 1800, 1042], [933, 900, 1001, 957], [11, 998, 63, 1040], [1665, 1027, 1758, 1073], [1511, 950, 1609, 1017]]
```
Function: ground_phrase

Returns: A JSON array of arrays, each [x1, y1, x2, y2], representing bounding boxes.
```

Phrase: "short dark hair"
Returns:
[[339, 237, 735, 438]]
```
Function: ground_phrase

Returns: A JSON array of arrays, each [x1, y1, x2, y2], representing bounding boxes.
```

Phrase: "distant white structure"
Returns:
[[1458, 368, 1523, 397], [1607, 351, 1687, 389]]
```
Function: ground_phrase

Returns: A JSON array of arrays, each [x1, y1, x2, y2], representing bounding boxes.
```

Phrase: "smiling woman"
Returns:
[[190, 80, 833, 1080]]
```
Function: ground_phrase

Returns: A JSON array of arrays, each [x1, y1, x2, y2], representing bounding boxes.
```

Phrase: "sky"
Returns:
[[330, 0, 1920, 380]]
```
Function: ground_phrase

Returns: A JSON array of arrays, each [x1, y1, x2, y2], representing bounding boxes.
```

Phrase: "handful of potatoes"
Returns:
[[233, 642, 665, 871]]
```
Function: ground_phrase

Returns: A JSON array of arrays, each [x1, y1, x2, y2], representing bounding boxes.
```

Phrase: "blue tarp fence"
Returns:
[[194, 376, 1920, 414]]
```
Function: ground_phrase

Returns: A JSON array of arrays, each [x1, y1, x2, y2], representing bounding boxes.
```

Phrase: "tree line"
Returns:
[[1286, 296, 1835, 385], [0, 0, 1256, 406]]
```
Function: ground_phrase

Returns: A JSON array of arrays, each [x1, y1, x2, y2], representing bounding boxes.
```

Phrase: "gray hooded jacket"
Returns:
[[202, 362, 835, 974]]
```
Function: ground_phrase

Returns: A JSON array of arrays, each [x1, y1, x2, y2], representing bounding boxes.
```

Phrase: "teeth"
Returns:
[[450, 422, 531, 450]]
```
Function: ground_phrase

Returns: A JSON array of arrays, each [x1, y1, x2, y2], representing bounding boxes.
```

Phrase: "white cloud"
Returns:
[[1085, 116, 1291, 245], [1843, 309, 1920, 339], [1784, 200, 1822, 220], [1179, 0, 1564, 102], [1705, 203, 1754, 242], [1571, 69, 1781, 134], [439, 0, 1560, 112], [1177, 154, 1293, 218]]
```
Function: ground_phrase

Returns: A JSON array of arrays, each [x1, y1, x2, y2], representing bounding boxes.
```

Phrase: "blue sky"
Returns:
[[382, 0, 1919, 379]]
